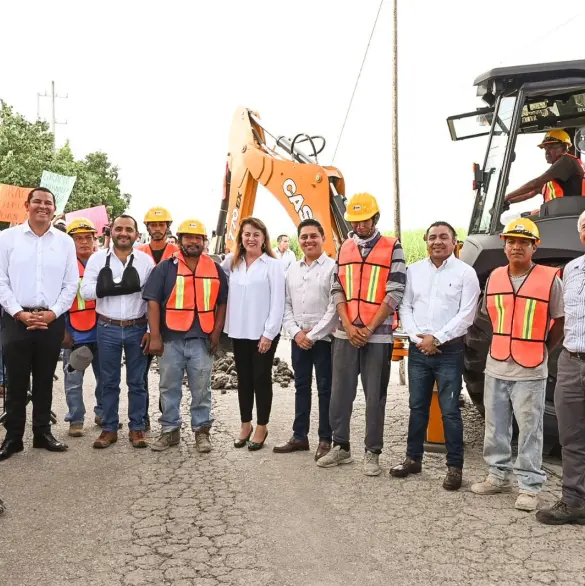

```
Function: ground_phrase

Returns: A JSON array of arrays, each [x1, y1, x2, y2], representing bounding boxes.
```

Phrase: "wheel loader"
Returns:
[[448, 59, 585, 454]]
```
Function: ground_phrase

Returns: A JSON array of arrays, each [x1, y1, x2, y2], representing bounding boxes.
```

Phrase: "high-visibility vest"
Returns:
[[338, 236, 397, 325], [542, 154, 585, 201], [137, 243, 179, 265], [69, 259, 97, 332], [486, 264, 559, 368], [165, 253, 221, 334]]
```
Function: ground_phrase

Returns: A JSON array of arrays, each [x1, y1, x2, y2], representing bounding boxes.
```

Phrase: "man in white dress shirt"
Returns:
[[81, 215, 155, 449], [0, 187, 78, 460], [273, 234, 296, 272], [274, 219, 337, 460], [390, 221, 480, 490]]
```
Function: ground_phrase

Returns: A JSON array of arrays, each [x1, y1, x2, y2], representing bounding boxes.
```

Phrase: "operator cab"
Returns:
[[447, 60, 585, 278]]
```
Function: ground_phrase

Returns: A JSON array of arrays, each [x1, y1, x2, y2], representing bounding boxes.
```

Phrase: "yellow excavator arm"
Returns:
[[212, 108, 350, 258]]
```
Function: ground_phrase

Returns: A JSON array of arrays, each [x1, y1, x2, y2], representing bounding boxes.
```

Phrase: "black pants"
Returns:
[[232, 336, 279, 426], [2, 313, 65, 439]]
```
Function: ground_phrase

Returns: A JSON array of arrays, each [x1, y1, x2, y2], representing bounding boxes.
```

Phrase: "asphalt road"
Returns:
[[0, 346, 584, 586]]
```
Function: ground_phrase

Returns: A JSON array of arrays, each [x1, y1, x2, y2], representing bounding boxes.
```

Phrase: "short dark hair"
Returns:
[[28, 187, 56, 206], [297, 219, 324, 238], [277, 234, 289, 243], [113, 214, 139, 231], [425, 221, 457, 240]]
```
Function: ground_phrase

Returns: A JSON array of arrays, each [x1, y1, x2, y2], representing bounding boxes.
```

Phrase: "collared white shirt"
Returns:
[[562, 254, 585, 352], [221, 253, 285, 340], [81, 248, 154, 320], [0, 221, 78, 317], [273, 248, 296, 271], [400, 255, 480, 344], [283, 253, 338, 342]]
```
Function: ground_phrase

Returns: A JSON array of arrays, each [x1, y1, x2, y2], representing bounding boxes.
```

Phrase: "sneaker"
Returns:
[[536, 500, 585, 525], [68, 423, 84, 438], [515, 493, 538, 512], [471, 477, 513, 495], [363, 451, 382, 476], [195, 427, 212, 453], [129, 430, 149, 449], [151, 429, 181, 452], [316, 445, 353, 468]]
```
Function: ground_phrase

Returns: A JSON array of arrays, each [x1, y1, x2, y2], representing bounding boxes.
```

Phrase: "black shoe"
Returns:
[[536, 500, 585, 525], [443, 466, 463, 491], [389, 457, 422, 478], [234, 426, 253, 449], [32, 433, 68, 452], [0, 438, 24, 461], [248, 430, 268, 451]]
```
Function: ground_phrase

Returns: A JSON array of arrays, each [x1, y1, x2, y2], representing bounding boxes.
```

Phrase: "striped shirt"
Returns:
[[563, 255, 585, 353], [331, 231, 406, 343]]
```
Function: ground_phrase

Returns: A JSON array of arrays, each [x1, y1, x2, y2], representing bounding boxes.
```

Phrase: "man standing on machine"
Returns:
[[505, 130, 585, 206]]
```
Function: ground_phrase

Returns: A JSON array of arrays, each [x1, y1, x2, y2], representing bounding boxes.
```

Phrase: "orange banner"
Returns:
[[0, 184, 31, 224]]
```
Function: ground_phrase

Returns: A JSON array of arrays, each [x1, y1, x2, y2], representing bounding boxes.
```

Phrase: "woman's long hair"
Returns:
[[231, 217, 275, 269]]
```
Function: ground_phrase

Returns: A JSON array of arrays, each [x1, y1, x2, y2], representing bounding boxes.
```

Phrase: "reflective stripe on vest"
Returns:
[[542, 154, 585, 202], [69, 258, 97, 332], [165, 253, 220, 333], [137, 242, 179, 264], [486, 264, 559, 368], [338, 236, 396, 325]]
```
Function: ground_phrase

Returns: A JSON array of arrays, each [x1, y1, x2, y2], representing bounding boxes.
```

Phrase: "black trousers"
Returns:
[[232, 336, 279, 426], [2, 313, 65, 439]]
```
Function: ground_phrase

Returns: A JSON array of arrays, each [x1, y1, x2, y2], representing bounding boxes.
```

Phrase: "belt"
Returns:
[[569, 351, 585, 361], [441, 336, 464, 347], [22, 307, 49, 312], [97, 314, 147, 327]]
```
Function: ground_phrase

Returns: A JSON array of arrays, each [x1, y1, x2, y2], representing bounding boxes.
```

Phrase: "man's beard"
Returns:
[[181, 245, 203, 258]]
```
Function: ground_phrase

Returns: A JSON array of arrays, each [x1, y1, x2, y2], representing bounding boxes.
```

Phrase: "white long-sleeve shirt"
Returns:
[[282, 253, 338, 342], [81, 248, 154, 320], [399, 255, 480, 344], [0, 221, 78, 318], [221, 253, 285, 340], [273, 248, 296, 272]]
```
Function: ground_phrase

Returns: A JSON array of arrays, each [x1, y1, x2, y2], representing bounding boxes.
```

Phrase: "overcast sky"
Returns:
[[1, 1, 584, 236]]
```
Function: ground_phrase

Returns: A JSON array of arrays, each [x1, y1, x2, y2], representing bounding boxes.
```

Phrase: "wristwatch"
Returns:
[[432, 336, 441, 347]]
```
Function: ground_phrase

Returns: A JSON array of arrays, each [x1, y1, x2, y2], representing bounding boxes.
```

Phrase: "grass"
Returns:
[[277, 228, 468, 265]]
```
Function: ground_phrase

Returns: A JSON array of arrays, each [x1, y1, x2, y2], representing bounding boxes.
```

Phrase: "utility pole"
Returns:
[[37, 80, 68, 149]]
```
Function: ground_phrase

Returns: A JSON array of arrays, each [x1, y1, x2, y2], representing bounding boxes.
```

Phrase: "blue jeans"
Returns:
[[62, 345, 103, 424], [97, 321, 148, 432], [158, 338, 213, 432], [483, 374, 546, 493], [291, 340, 332, 442], [406, 342, 464, 468]]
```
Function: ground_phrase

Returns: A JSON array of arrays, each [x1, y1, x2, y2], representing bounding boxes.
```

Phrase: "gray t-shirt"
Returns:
[[481, 272, 564, 381]]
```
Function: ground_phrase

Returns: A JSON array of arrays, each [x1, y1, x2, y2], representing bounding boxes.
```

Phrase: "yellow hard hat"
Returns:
[[176, 219, 207, 237], [344, 192, 380, 222], [501, 218, 540, 244], [538, 129, 572, 149], [144, 206, 173, 223], [66, 217, 97, 235]]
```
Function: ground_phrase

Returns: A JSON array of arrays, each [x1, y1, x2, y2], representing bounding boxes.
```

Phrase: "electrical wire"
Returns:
[[332, 0, 385, 163]]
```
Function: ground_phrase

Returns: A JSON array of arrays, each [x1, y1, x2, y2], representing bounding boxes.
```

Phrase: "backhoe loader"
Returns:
[[447, 59, 585, 453]]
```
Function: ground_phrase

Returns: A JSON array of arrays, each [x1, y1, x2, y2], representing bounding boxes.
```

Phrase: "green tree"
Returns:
[[0, 101, 131, 220]]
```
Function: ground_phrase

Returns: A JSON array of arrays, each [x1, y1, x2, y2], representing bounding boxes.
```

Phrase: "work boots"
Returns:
[[151, 429, 181, 452], [536, 500, 585, 525], [195, 427, 212, 453], [93, 431, 118, 449]]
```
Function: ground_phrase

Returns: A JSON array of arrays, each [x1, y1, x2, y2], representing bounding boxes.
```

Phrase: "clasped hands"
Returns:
[[416, 334, 441, 355], [16, 310, 56, 330]]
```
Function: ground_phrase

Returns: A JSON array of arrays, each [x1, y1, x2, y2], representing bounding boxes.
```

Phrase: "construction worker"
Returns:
[[471, 218, 564, 512], [317, 193, 406, 476], [137, 206, 179, 429], [505, 130, 585, 206], [143, 219, 228, 452], [63, 218, 102, 437]]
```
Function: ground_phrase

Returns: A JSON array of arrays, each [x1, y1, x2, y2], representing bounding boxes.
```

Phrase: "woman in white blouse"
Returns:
[[222, 217, 285, 451]]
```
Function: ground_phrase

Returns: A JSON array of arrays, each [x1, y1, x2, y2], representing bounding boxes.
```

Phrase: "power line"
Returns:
[[332, 0, 385, 163]]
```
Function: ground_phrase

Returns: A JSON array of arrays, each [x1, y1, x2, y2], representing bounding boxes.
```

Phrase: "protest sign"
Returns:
[[0, 184, 31, 224], [40, 171, 77, 213], [66, 205, 109, 234]]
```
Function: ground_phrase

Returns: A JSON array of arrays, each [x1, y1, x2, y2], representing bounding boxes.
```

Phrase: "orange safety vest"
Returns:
[[165, 253, 221, 334], [137, 242, 179, 264], [542, 154, 585, 201], [486, 264, 559, 368], [69, 259, 97, 332], [338, 236, 397, 325]]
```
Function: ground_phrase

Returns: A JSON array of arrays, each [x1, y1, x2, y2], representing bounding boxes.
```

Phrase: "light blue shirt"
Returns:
[[563, 255, 585, 352]]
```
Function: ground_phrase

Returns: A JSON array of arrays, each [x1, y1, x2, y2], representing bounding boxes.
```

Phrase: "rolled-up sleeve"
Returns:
[[263, 260, 285, 340], [51, 239, 79, 318]]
